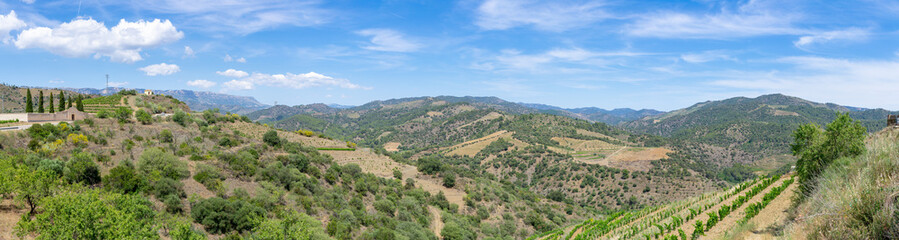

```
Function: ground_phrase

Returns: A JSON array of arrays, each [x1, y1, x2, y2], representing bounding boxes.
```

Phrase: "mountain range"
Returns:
[[63, 87, 269, 114]]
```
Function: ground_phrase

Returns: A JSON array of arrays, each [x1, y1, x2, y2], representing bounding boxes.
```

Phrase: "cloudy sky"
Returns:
[[1, 0, 898, 110]]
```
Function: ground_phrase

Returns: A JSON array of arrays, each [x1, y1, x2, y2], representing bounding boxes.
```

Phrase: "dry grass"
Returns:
[[383, 142, 401, 152], [443, 130, 514, 157]]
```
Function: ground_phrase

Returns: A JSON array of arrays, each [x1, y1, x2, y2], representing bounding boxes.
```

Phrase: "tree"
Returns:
[[791, 113, 865, 202], [15, 188, 158, 239], [37, 91, 44, 113], [14, 168, 58, 215], [136, 109, 152, 124], [115, 107, 132, 123], [67, 96, 73, 109], [442, 172, 456, 188], [263, 130, 280, 147], [103, 162, 147, 194], [58, 92, 66, 111], [25, 89, 33, 113], [76, 95, 84, 111], [192, 197, 265, 234], [64, 152, 101, 185], [48, 93, 54, 113], [248, 211, 331, 240], [138, 148, 190, 181], [158, 129, 174, 143], [417, 157, 442, 175]]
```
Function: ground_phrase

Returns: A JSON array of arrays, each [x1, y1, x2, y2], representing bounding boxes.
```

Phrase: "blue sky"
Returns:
[[1, 0, 898, 111]]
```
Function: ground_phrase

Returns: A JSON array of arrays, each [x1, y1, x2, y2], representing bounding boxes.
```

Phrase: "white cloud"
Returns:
[[187, 79, 217, 88], [21, 0, 35, 4], [48, 80, 64, 84], [183, 46, 195, 57], [108, 81, 129, 87], [793, 28, 869, 49], [627, 0, 806, 39], [222, 71, 368, 90], [710, 56, 899, 109], [223, 80, 253, 90], [475, 0, 610, 31], [355, 29, 421, 52], [680, 51, 736, 63], [478, 47, 647, 72], [0, 11, 26, 44], [139, 63, 180, 76], [14, 18, 183, 63], [224, 54, 246, 63], [130, 0, 330, 35], [216, 69, 249, 78]]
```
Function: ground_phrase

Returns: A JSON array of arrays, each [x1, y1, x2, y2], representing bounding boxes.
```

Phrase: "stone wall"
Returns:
[[0, 113, 28, 122]]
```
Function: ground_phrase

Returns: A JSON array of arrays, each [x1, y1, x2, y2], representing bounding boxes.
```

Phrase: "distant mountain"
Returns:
[[519, 102, 665, 124], [327, 104, 356, 109], [64, 87, 269, 114], [624, 93, 896, 165]]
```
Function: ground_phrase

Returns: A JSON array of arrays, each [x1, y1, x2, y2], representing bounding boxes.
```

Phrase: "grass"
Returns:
[[790, 129, 899, 238]]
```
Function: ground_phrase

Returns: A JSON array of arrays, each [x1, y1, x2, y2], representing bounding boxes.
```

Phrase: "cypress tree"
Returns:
[[25, 89, 33, 113], [58, 92, 66, 111], [76, 95, 84, 111], [49, 93, 55, 113], [67, 97, 73, 108], [38, 91, 44, 113]]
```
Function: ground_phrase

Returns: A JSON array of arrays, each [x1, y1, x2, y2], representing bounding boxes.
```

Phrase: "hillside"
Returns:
[[66, 87, 269, 114], [519, 103, 664, 125], [0, 96, 594, 239], [0, 84, 91, 113], [624, 94, 896, 167]]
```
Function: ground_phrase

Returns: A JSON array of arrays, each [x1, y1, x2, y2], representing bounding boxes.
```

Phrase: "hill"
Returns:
[[624, 94, 896, 167], [519, 102, 664, 125], [0, 94, 596, 239], [66, 87, 269, 114]]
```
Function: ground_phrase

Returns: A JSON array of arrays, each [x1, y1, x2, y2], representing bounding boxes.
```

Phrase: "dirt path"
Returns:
[[702, 177, 789, 239], [0, 199, 26, 240], [429, 206, 443, 238], [731, 180, 798, 240]]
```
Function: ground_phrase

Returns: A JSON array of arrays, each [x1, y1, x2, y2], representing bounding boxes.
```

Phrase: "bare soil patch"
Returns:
[[383, 142, 401, 152]]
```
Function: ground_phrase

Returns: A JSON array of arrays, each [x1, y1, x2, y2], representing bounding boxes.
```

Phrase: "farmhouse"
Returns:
[[144, 89, 154, 95], [0, 107, 88, 122]]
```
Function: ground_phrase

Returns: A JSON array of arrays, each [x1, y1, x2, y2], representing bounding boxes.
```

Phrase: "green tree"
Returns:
[[115, 107, 133, 123], [48, 93, 54, 113], [791, 113, 866, 202], [103, 162, 147, 194], [76, 95, 84, 111], [442, 172, 456, 188], [38, 91, 44, 113], [14, 168, 58, 215], [138, 148, 190, 181], [67, 96, 73, 109], [248, 211, 331, 240], [25, 89, 33, 113], [0, 157, 14, 198], [263, 130, 281, 147], [136, 109, 152, 124], [58, 91, 66, 111], [64, 152, 101, 185], [191, 197, 265, 234], [15, 188, 158, 239]]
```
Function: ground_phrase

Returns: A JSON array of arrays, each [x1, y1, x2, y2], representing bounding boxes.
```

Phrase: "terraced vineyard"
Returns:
[[534, 173, 796, 240], [82, 95, 126, 113]]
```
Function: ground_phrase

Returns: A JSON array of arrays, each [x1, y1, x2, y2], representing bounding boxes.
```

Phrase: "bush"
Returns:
[[443, 172, 456, 188], [223, 151, 258, 177], [173, 110, 190, 127], [192, 197, 265, 234], [97, 110, 112, 119], [103, 162, 147, 194], [150, 178, 185, 199], [136, 109, 152, 124], [262, 130, 280, 147], [393, 169, 402, 180], [115, 107, 133, 123], [547, 190, 565, 202], [64, 153, 101, 185], [791, 113, 866, 202], [417, 158, 442, 175], [159, 130, 174, 143], [248, 211, 330, 240], [138, 148, 190, 180]]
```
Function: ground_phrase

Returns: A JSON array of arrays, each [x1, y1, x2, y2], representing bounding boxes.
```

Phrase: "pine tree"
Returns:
[[76, 95, 84, 111], [58, 92, 65, 111], [25, 89, 33, 113], [49, 93, 55, 113], [38, 91, 44, 113]]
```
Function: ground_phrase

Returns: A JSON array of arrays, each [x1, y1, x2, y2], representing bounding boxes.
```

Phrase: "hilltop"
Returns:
[[65, 87, 270, 115]]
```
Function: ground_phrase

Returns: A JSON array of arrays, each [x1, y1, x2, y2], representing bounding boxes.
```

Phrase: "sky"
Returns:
[[1, 0, 898, 111]]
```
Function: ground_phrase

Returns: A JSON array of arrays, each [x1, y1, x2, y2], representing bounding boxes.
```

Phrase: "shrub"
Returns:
[[97, 110, 112, 119], [262, 130, 280, 147], [192, 197, 265, 234], [224, 151, 259, 177], [393, 169, 402, 180], [791, 113, 865, 202], [103, 162, 147, 194], [248, 211, 330, 240], [136, 109, 152, 124], [114, 107, 132, 123], [173, 110, 190, 127], [159, 130, 174, 143], [64, 153, 101, 185], [443, 172, 456, 188], [138, 148, 190, 180], [417, 157, 442, 175], [547, 190, 565, 202]]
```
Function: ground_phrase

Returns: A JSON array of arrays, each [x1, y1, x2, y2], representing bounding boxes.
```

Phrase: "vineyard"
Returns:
[[82, 95, 125, 113], [533, 173, 795, 240]]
